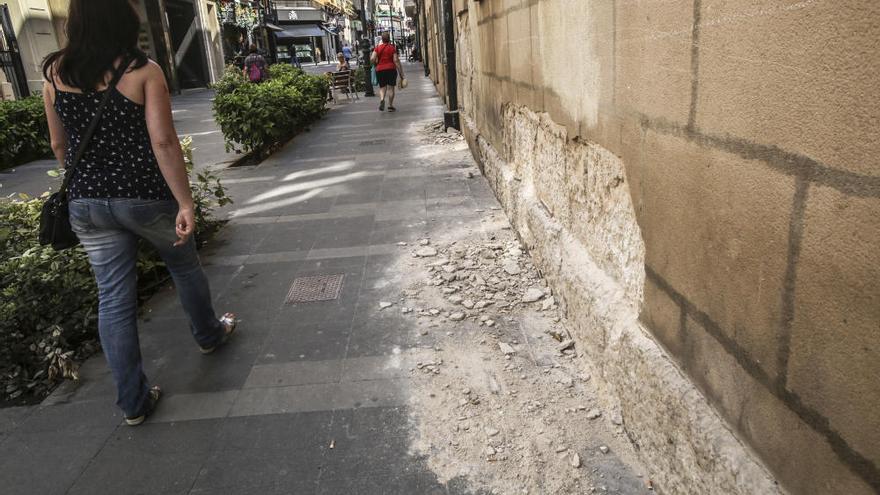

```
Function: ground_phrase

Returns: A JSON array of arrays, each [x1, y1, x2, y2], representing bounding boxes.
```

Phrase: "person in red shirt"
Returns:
[[370, 32, 405, 112]]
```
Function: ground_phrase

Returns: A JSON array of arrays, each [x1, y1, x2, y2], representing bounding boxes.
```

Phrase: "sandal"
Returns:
[[379, 100, 385, 111], [200, 313, 238, 354], [388, 106, 396, 112], [125, 386, 161, 426]]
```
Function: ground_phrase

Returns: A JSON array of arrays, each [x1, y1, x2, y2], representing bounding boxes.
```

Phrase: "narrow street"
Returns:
[[0, 63, 650, 494]]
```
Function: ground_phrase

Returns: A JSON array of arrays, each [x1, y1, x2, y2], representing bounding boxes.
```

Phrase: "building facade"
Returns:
[[0, 0, 228, 98], [269, 0, 358, 65], [0, 0, 61, 98], [418, 1, 880, 494]]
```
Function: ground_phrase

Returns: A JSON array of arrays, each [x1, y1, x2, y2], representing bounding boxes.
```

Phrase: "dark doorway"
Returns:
[[165, 0, 208, 89], [0, 4, 29, 99]]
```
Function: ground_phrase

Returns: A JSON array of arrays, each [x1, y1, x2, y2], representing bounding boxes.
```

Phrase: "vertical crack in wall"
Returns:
[[777, 176, 810, 386], [687, 0, 702, 131]]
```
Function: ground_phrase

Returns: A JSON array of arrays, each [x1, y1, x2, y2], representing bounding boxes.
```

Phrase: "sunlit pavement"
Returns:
[[0, 62, 485, 494]]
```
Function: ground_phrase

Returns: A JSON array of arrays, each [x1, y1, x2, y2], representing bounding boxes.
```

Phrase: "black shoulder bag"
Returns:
[[39, 59, 129, 251]]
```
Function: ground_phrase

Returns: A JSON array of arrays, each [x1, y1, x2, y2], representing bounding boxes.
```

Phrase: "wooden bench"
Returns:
[[329, 70, 359, 103]]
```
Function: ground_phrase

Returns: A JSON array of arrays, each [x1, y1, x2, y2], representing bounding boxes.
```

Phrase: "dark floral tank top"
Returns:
[[54, 87, 173, 200]]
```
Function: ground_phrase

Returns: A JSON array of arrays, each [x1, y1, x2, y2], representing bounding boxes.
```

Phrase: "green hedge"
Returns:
[[353, 66, 367, 93], [212, 64, 329, 158], [0, 139, 230, 404], [0, 95, 51, 170]]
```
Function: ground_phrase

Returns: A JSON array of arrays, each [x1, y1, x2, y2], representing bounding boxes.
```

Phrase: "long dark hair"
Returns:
[[42, 0, 149, 91]]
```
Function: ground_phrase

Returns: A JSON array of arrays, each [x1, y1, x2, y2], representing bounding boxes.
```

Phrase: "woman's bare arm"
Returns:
[[143, 61, 196, 245], [42, 82, 67, 166]]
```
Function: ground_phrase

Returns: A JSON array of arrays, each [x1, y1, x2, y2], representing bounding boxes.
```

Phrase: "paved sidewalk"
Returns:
[[0, 64, 461, 495], [0, 89, 236, 199], [0, 63, 647, 494]]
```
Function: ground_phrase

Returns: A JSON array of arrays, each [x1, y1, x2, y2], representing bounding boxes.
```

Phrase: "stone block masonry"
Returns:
[[416, 0, 880, 493], [464, 107, 783, 494]]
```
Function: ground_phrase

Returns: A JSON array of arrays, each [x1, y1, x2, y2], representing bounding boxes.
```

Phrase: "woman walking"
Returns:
[[41, 0, 236, 426], [371, 32, 405, 112]]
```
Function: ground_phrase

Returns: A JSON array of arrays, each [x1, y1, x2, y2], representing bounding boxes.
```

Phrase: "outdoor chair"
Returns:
[[329, 70, 359, 103]]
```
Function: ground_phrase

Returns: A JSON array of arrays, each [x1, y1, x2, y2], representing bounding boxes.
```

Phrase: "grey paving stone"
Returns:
[[333, 182, 385, 206], [103, 418, 224, 453], [364, 253, 401, 279], [229, 383, 342, 417], [230, 195, 336, 219], [254, 228, 318, 255], [368, 222, 431, 246], [244, 359, 344, 389], [198, 222, 272, 257], [67, 439, 207, 495], [190, 480, 319, 494], [346, 337, 423, 360], [216, 411, 331, 453], [318, 467, 444, 494], [334, 378, 410, 410], [275, 298, 359, 329], [146, 341, 262, 396], [192, 448, 325, 491], [0, 405, 33, 437], [15, 398, 123, 433], [149, 390, 238, 423], [306, 245, 376, 261], [257, 320, 352, 364], [330, 406, 412, 441], [0, 426, 115, 495], [318, 433, 414, 479], [340, 355, 414, 383], [293, 253, 368, 274]]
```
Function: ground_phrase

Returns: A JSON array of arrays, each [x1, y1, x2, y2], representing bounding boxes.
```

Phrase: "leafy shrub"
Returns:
[[180, 136, 232, 238], [352, 66, 367, 93], [212, 64, 329, 158], [0, 95, 51, 170], [0, 139, 231, 404]]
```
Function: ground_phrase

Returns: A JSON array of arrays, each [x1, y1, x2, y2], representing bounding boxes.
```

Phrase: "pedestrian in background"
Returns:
[[342, 44, 353, 66], [336, 52, 350, 71], [243, 44, 267, 82], [41, 0, 237, 427], [371, 32, 405, 112], [315, 46, 322, 65]]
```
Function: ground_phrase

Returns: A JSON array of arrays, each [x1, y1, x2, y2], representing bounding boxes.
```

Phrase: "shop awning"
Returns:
[[276, 24, 326, 39], [265, 23, 283, 32]]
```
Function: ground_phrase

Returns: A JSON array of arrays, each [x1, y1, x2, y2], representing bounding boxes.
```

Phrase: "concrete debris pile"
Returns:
[[392, 231, 652, 494], [419, 120, 465, 145], [400, 238, 574, 343]]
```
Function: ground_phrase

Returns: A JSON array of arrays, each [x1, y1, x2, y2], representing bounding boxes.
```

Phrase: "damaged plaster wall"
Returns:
[[419, 0, 880, 494], [466, 107, 781, 494]]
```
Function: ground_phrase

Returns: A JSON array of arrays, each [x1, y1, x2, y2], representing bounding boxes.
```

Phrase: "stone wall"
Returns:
[[421, 0, 880, 493]]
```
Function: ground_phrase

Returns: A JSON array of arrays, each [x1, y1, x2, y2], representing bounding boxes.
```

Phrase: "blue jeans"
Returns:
[[69, 198, 224, 417]]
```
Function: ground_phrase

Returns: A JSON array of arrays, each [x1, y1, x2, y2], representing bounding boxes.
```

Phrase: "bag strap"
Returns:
[[58, 57, 131, 200]]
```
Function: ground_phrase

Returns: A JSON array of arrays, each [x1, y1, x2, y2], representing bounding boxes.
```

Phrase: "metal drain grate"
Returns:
[[286, 274, 345, 304]]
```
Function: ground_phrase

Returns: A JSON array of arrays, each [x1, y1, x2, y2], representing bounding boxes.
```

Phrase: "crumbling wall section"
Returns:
[[464, 107, 783, 494], [442, 0, 880, 492]]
